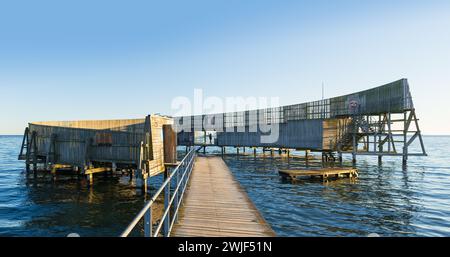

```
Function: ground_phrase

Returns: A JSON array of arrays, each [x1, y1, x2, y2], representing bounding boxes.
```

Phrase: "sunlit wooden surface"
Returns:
[[171, 156, 275, 237]]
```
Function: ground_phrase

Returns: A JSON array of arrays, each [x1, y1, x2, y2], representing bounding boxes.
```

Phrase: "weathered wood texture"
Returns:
[[214, 119, 323, 149], [163, 124, 177, 164], [279, 167, 358, 180], [146, 115, 173, 176], [322, 118, 352, 150], [27, 115, 174, 177], [171, 157, 275, 237], [176, 79, 414, 150], [32, 119, 145, 132], [28, 123, 143, 166]]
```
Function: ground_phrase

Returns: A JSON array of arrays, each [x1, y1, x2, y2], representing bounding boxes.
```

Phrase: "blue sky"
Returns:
[[1, 0, 449, 134]]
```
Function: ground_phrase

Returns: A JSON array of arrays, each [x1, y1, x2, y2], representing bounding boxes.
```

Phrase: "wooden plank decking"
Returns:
[[171, 156, 275, 237], [279, 167, 358, 180]]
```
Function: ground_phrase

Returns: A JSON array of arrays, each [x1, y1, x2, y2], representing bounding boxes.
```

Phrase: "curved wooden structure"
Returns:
[[18, 115, 176, 188], [175, 79, 426, 164], [19, 79, 427, 179]]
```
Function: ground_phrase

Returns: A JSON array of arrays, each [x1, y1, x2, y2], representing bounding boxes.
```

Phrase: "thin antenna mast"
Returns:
[[322, 82, 324, 100]]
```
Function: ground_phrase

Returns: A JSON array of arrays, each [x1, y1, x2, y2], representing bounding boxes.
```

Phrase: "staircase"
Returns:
[[336, 116, 376, 152]]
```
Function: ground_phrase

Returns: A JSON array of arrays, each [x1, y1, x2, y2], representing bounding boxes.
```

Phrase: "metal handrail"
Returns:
[[120, 147, 197, 237]]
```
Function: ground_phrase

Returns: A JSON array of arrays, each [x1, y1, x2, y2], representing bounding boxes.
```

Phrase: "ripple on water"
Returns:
[[1, 136, 450, 236], [223, 137, 450, 236]]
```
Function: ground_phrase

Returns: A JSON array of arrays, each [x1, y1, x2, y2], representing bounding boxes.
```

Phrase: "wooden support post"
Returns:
[[25, 129, 30, 172], [305, 150, 309, 166], [88, 173, 93, 186], [135, 141, 144, 191], [412, 110, 426, 156], [84, 137, 92, 173], [32, 131, 38, 172], [352, 117, 357, 164], [337, 150, 342, 164], [163, 125, 177, 165], [287, 149, 290, 158], [76, 166, 82, 179], [378, 115, 383, 165], [143, 176, 148, 194], [51, 164, 57, 175], [19, 127, 29, 159], [402, 111, 408, 166]]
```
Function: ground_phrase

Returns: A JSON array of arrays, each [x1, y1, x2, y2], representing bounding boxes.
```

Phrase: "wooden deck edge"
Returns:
[[220, 157, 277, 237]]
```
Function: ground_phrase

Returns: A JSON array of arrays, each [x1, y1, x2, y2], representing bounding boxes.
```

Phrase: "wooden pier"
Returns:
[[171, 156, 275, 237], [279, 167, 358, 181]]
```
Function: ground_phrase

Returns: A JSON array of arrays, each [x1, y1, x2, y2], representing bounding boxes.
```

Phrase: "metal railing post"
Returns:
[[144, 208, 152, 237], [174, 166, 180, 222], [163, 168, 171, 237], [120, 147, 197, 237]]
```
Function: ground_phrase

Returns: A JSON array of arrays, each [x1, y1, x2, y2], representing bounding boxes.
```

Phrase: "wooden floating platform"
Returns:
[[171, 156, 275, 237], [279, 167, 358, 181]]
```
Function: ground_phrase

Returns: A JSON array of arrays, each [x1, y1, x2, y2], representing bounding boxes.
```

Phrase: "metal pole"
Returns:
[[163, 168, 171, 237], [174, 167, 180, 222], [144, 208, 152, 237]]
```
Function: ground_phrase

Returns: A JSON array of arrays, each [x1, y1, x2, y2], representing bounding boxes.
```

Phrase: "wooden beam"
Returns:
[[84, 167, 112, 175]]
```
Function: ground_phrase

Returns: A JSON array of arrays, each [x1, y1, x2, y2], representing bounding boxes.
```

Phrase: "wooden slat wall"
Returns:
[[147, 115, 173, 176], [189, 119, 324, 150], [322, 118, 351, 150], [29, 123, 144, 166], [28, 115, 175, 175], [32, 118, 145, 132]]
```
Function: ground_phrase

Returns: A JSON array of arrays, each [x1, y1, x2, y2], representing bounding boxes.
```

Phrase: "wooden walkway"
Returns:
[[171, 156, 275, 237]]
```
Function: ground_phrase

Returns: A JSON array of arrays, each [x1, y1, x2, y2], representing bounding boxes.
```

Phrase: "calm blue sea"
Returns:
[[0, 135, 449, 236]]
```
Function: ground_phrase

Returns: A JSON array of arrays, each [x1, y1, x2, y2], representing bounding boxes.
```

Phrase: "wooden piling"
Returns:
[[163, 124, 177, 165]]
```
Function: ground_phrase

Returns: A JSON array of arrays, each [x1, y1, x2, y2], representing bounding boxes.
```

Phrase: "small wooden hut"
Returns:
[[18, 114, 176, 187]]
